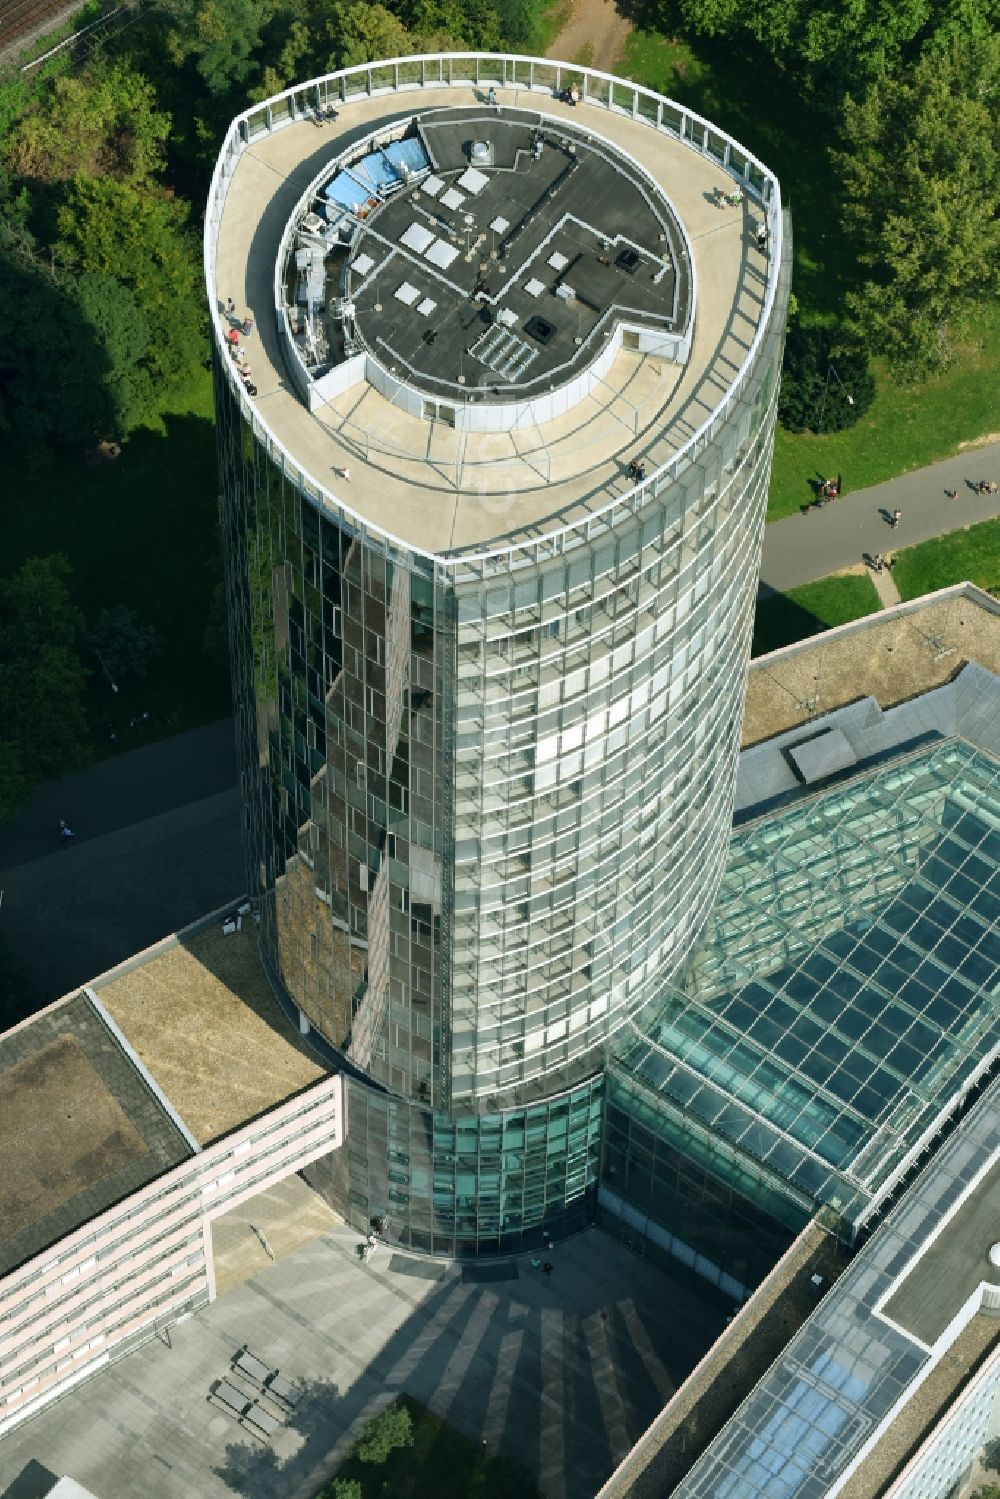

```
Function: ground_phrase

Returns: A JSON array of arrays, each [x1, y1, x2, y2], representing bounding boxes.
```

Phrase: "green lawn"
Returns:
[[3, 368, 229, 756], [752, 574, 882, 657], [768, 305, 1000, 520], [892, 518, 1000, 602], [325, 1398, 540, 1499]]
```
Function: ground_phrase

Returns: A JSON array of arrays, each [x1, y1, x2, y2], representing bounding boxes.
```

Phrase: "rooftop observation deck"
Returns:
[[208, 56, 780, 563]]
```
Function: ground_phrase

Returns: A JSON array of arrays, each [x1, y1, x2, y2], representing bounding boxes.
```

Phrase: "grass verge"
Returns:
[[892, 519, 1000, 602], [325, 1397, 540, 1499], [753, 573, 881, 657], [2, 367, 229, 758]]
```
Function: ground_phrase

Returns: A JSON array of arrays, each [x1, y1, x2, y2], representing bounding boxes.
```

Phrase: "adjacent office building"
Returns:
[[206, 53, 790, 1255]]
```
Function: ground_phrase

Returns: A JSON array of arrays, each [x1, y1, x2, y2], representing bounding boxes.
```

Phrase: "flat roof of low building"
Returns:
[[671, 1079, 1000, 1499], [0, 994, 192, 1278], [211, 70, 774, 557], [882, 1155, 1000, 1348], [743, 587, 1000, 748], [94, 921, 327, 1145]]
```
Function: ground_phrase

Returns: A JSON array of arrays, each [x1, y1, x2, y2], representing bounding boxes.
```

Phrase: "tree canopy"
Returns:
[[835, 35, 1000, 373], [779, 326, 875, 433], [0, 556, 91, 813], [670, 0, 998, 86], [0, 255, 148, 447], [56, 177, 205, 388], [2, 61, 170, 185], [356, 1404, 414, 1464]]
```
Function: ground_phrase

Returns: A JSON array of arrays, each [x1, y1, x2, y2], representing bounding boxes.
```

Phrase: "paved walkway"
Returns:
[[0, 1221, 727, 1499], [760, 440, 1000, 593]]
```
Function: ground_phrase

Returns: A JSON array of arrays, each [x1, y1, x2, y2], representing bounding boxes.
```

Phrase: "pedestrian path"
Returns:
[[871, 565, 901, 608], [761, 440, 1000, 593]]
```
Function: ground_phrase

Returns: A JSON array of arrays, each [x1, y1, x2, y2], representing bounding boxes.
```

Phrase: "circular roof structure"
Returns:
[[206, 56, 783, 562], [282, 107, 692, 418]]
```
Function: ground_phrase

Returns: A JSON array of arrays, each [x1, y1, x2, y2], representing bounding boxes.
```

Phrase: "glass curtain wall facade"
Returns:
[[211, 60, 791, 1255]]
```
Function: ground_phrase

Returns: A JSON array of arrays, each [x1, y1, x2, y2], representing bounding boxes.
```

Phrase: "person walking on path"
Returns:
[[890, 507, 902, 529], [59, 819, 75, 843]]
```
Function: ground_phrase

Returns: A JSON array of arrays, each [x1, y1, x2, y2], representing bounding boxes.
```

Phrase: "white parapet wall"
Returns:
[[0, 1073, 344, 1437]]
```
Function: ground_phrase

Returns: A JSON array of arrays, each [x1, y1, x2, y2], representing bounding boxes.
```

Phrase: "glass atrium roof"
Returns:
[[673, 1078, 999, 1499], [617, 740, 1000, 1227]]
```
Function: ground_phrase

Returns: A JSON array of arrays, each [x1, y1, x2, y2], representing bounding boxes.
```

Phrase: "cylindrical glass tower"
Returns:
[[206, 55, 790, 1254]]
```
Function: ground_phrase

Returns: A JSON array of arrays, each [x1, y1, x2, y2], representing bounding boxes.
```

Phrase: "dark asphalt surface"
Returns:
[[0, 720, 245, 1006]]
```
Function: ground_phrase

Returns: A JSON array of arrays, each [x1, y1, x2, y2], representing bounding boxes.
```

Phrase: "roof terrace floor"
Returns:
[[214, 85, 762, 557]]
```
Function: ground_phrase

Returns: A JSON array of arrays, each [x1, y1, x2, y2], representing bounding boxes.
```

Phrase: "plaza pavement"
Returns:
[[760, 439, 1000, 593], [0, 1214, 727, 1499]]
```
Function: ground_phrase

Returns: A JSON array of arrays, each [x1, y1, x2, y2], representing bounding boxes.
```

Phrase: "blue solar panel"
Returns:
[[324, 170, 371, 209], [385, 137, 431, 174]]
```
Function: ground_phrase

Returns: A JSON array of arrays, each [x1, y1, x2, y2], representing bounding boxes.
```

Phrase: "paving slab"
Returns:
[[0, 1222, 727, 1499]]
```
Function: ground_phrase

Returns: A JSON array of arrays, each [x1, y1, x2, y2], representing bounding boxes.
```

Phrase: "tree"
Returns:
[[321, 1, 413, 68], [835, 36, 1000, 373], [671, 0, 996, 87], [968, 1487, 1000, 1499], [56, 177, 206, 387], [75, 273, 155, 437], [0, 254, 141, 448], [778, 325, 875, 433], [163, 0, 275, 96], [355, 1403, 414, 1464], [0, 556, 91, 800], [89, 606, 164, 681], [327, 1482, 363, 1499], [2, 61, 171, 185]]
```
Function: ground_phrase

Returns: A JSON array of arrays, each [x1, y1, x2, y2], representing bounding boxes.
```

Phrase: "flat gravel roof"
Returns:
[[0, 994, 191, 1277]]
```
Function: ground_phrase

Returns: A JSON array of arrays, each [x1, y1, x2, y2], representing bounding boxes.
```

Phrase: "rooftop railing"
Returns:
[[205, 53, 783, 578]]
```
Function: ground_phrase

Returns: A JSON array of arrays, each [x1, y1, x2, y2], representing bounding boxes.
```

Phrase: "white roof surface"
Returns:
[[457, 167, 490, 195], [440, 187, 465, 211], [497, 308, 519, 327], [393, 281, 421, 306], [524, 277, 545, 297], [489, 216, 510, 234], [416, 297, 437, 316], [420, 174, 444, 197], [548, 251, 570, 271], [352, 252, 375, 276], [401, 222, 435, 254], [426, 239, 460, 269]]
